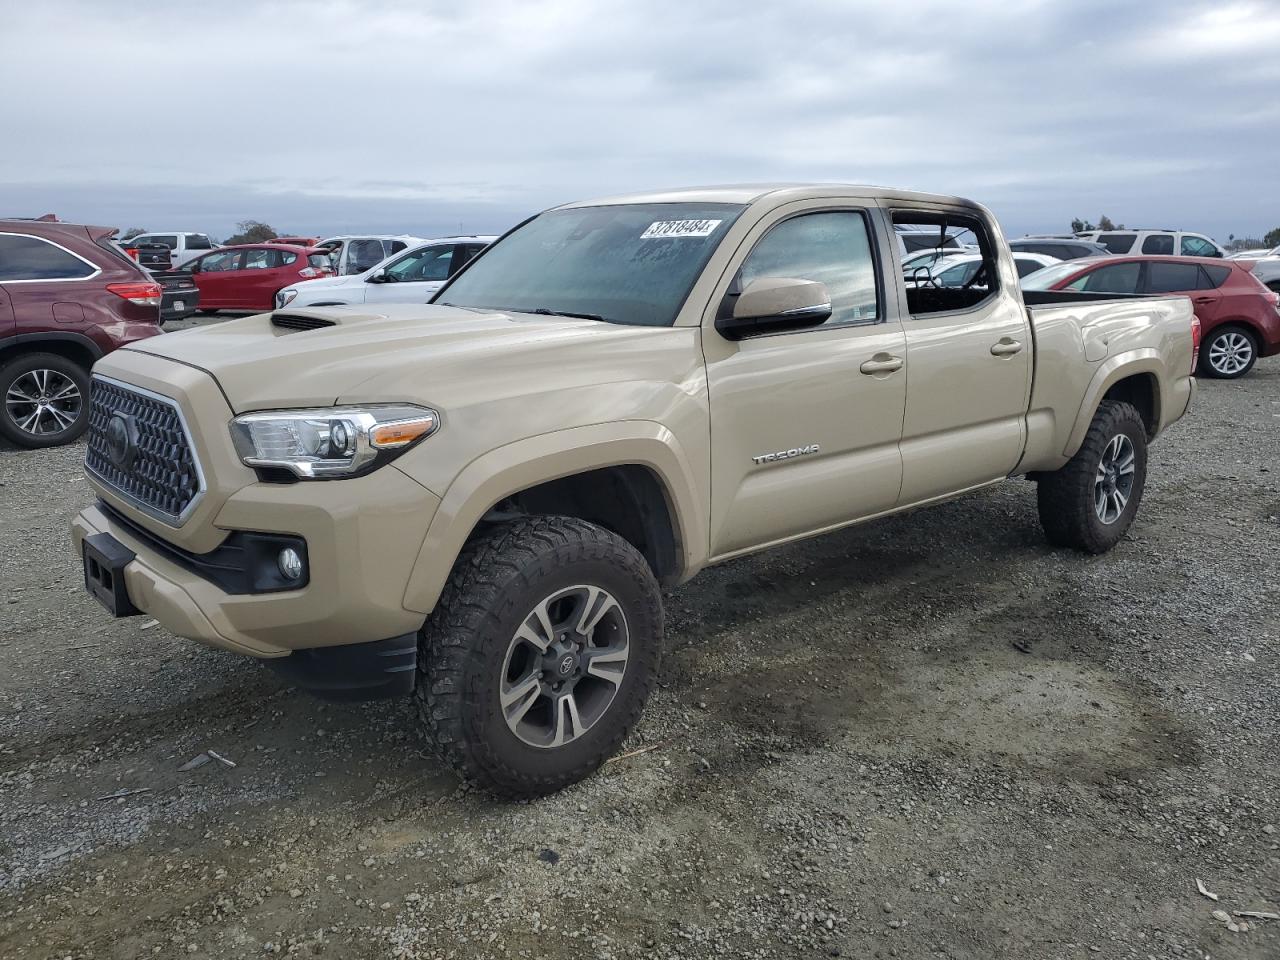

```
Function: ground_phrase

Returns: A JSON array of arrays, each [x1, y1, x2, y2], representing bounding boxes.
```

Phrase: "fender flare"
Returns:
[[401, 420, 707, 614], [0, 331, 105, 362], [1063, 349, 1163, 457]]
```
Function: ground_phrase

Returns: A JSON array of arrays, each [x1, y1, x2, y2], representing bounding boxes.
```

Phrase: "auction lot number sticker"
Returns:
[[641, 219, 723, 239]]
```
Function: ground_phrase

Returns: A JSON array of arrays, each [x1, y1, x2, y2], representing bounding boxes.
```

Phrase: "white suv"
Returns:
[[276, 236, 494, 309], [314, 235, 428, 275], [1076, 229, 1225, 258]]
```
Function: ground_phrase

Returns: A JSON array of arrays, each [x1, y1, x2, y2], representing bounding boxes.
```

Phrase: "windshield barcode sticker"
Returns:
[[641, 219, 723, 239]]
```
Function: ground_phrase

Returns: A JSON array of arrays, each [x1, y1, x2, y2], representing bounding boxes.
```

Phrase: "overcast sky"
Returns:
[[1, 0, 1277, 243]]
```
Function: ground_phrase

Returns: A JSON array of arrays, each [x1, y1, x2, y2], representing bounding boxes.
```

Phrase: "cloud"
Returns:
[[0, 0, 1276, 240]]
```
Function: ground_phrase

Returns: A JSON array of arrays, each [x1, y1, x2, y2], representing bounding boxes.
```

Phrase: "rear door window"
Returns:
[[1014, 258, 1047, 278], [0, 233, 98, 280], [1200, 264, 1231, 288], [1141, 234, 1175, 255], [1067, 261, 1142, 294], [1146, 261, 1203, 293], [242, 248, 280, 270], [1097, 233, 1136, 254], [348, 239, 387, 273], [185, 233, 213, 251]]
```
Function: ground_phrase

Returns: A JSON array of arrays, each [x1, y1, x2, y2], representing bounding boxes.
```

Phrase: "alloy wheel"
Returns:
[[4, 369, 82, 437], [1094, 433, 1136, 525], [1208, 332, 1253, 376], [499, 584, 630, 748]]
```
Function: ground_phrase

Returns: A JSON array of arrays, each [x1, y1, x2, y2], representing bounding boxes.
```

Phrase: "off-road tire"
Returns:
[[1036, 400, 1147, 554], [415, 516, 663, 797], [1197, 324, 1258, 379], [0, 353, 91, 449]]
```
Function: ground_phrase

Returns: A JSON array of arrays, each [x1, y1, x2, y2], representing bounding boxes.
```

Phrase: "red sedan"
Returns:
[[1023, 255, 1280, 378], [183, 243, 334, 313]]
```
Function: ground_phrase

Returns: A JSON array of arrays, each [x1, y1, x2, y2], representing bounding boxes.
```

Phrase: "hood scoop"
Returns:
[[271, 313, 338, 332]]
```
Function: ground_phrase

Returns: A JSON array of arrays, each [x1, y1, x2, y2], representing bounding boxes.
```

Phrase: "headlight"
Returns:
[[276, 288, 298, 308], [230, 405, 439, 479]]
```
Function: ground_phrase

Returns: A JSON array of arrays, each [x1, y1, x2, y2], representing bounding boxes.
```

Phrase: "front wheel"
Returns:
[[1198, 325, 1258, 379], [1036, 399, 1148, 554], [416, 516, 663, 796]]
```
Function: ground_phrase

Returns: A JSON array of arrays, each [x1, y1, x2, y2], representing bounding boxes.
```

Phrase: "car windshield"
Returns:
[[437, 202, 745, 326], [1020, 261, 1087, 290]]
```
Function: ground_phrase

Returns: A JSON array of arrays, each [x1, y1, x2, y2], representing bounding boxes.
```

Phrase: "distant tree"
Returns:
[[1097, 215, 1116, 231], [1265, 227, 1280, 248], [120, 227, 147, 241], [223, 220, 278, 245], [1071, 217, 1093, 233]]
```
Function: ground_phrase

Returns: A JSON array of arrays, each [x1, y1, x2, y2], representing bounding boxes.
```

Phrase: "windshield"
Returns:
[[1020, 261, 1086, 290], [436, 202, 744, 326]]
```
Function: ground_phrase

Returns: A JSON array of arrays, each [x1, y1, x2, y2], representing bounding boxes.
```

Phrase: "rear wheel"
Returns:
[[1036, 400, 1147, 554], [1198, 325, 1258, 379], [415, 516, 663, 796], [0, 353, 91, 449]]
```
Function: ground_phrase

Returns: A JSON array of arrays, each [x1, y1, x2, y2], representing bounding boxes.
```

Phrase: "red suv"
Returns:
[[1023, 255, 1280, 378], [184, 244, 334, 314], [0, 220, 163, 448]]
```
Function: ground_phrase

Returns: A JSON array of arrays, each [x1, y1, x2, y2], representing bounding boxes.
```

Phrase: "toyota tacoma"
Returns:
[[71, 185, 1197, 795]]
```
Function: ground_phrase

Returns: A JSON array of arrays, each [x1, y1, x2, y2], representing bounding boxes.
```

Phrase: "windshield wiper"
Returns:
[[530, 307, 608, 322]]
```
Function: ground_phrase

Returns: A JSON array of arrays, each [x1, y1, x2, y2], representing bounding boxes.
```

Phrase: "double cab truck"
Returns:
[[71, 184, 1197, 796]]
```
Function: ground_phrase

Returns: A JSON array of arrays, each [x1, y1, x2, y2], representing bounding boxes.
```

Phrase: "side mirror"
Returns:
[[715, 277, 831, 340], [366, 269, 387, 283]]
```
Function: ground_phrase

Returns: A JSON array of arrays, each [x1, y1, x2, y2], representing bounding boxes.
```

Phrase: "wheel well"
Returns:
[[1103, 373, 1159, 438], [0, 337, 97, 372], [483, 465, 682, 585], [1206, 320, 1262, 344]]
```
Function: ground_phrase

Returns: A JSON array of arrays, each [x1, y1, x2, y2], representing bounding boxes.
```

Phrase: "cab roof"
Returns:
[[554, 183, 983, 212]]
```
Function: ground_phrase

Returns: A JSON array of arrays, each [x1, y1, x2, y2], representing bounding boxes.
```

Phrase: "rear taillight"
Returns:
[[106, 281, 163, 307], [1190, 315, 1202, 374], [298, 267, 321, 278], [123, 247, 139, 260]]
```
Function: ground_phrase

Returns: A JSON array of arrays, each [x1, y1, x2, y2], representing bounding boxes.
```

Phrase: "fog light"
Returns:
[[278, 547, 304, 581]]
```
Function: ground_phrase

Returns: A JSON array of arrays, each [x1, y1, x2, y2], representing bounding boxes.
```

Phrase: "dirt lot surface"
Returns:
[[1, 327, 1277, 959]]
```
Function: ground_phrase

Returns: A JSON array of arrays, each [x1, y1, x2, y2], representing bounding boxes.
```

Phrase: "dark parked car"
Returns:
[[1022, 255, 1280, 379], [1009, 237, 1112, 260], [120, 239, 173, 271], [0, 220, 164, 448], [154, 269, 200, 324]]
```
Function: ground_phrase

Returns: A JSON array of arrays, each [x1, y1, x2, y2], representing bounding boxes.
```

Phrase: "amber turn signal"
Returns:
[[370, 416, 437, 449]]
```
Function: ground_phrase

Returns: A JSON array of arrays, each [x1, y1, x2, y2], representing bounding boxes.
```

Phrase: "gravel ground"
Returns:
[[0, 329, 1277, 959]]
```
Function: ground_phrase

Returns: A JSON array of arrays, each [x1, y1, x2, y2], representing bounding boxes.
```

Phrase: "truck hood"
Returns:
[[121, 304, 691, 412]]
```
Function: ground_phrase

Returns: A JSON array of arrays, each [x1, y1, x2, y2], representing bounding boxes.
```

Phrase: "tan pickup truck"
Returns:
[[71, 184, 1197, 795]]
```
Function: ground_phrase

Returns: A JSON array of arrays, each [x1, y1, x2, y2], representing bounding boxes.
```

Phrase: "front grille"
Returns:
[[86, 377, 203, 525], [272, 314, 336, 331]]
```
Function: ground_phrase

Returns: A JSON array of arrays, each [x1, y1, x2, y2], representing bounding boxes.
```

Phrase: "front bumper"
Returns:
[[71, 465, 441, 658]]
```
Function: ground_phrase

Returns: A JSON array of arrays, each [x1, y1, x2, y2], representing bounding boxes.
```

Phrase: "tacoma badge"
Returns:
[[752, 444, 820, 465]]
